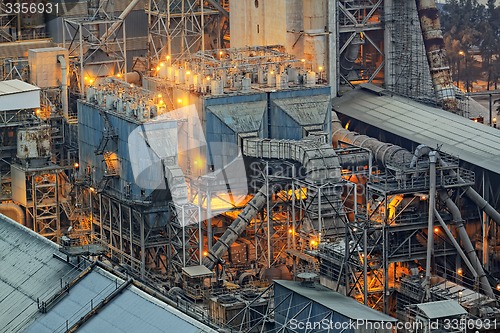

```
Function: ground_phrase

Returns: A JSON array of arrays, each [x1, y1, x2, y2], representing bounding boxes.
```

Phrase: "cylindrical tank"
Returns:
[[176, 67, 185, 84], [276, 73, 288, 90], [87, 87, 96, 102], [105, 94, 116, 110], [17, 126, 52, 166], [241, 77, 251, 93], [211, 79, 223, 96], [267, 70, 276, 86], [158, 64, 168, 78], [306, 71, 316, 86], [287, 67, 298, 84], [167, 66, 174, 81]]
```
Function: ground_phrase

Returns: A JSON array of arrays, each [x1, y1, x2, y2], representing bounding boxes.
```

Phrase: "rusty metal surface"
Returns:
[[415, 0, 458, 111]]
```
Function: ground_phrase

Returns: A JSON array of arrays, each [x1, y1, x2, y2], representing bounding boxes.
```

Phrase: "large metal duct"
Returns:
[[332, 112, 500, 226], [415, 0, 457, 111], [0, 203, 26, 226], [203, 137, 342, 270], [203, 185, 268, 270]]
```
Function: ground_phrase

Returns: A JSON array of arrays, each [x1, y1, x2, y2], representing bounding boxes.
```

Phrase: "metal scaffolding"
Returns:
[[146, 0, 228, 65], [386, 0, 435, 103], [337, 0, 385, 86]]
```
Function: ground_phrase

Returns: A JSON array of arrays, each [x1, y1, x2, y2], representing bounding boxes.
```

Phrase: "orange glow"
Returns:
[[157, 94, 162, 98], [203, 251, 208, 257], [166, 55, 170, 60], [89, 187, 95, 193], [159, 62, 165, 67], [457, 268, 463, 275], [116, 73, 122, 78], [159, 100, 164, 105], [156, 66, 160, 71], [301, 58, 305, 62], [310, 239, 317, 248], [318, 66, 323, 72], [177, 98, 183, 104], [89, 78, 94, 84], [74, 162, 79, 168], [434, 227, 439, 233], [206, 76, 211, 81], [186, 71, 191, 75]]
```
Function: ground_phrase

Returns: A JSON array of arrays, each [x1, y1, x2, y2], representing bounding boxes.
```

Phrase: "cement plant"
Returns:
[[0, 1, 500, 332]]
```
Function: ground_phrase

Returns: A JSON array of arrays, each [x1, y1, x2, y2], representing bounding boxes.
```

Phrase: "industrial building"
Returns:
[[0, 0, 499, 332]]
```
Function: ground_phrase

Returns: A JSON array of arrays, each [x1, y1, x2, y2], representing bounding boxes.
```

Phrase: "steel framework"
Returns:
[[338, 0, 385, 86], [146, 0, 229, 65]]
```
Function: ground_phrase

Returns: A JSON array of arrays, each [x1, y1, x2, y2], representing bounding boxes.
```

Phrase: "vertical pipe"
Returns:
[[107, 197, 111, 252], [119, 203, 123, 263], [140, 216, 145, 279], [292, 167, 296, 250], [425, 151, 437, 300], [363, 227, 368, 305], [79, 25, 84, 97], [207, 191, 212, 250], [198, 205, 202, 265], [482, 172, 489, 269], [129, 206, 133, 260], [58, 56, 68, 119], [266, 162, 271, 268]]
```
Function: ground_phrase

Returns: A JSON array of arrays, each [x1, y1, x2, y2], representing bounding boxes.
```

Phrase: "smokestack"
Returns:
[[415, 0, 458, 112]]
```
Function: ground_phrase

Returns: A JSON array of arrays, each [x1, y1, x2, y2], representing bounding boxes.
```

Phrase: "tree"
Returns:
[[440, 0, 499, 91]]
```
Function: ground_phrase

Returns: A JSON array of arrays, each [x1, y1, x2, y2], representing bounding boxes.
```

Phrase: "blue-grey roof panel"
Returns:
[[23, 269, 121, 333], [0, 214, 75, 332], [79, 286, 216, 333], [334, 89, 500, 175]]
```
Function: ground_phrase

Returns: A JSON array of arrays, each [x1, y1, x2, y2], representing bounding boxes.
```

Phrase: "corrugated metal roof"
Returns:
[[0, 214, 75, 332], [416, 300, 467, 319], [272, 94, 330, 125], [333, 89, 500, 175], [207, 100, 266, 133], [22, 266, 217, 333], [274, 280, 397, 322], [79, 284, 217, 333], [0, 79, 39, 95], [23, 269, 123, 333]]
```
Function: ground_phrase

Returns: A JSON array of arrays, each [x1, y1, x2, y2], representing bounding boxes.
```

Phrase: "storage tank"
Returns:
[[17, 125, 52, 166]]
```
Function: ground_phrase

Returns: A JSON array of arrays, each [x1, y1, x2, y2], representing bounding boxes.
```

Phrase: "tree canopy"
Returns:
[[439, 0, 500, 90]]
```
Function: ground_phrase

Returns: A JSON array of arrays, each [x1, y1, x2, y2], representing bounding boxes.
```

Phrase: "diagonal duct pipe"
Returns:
[[438, 190, 495, 298], [203, 137, 342, 270], [415, 0, 458, 111]]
